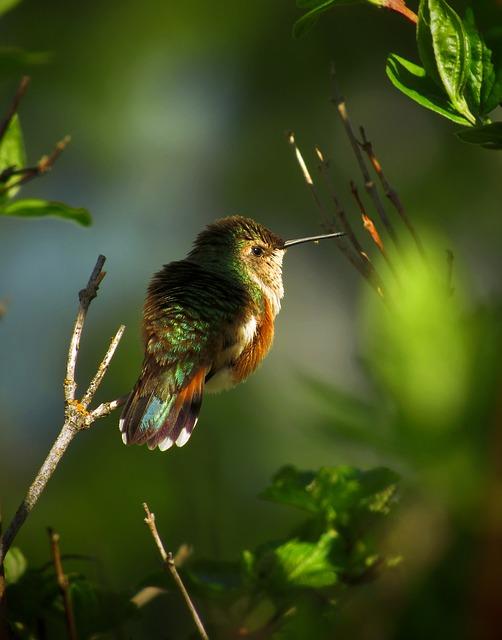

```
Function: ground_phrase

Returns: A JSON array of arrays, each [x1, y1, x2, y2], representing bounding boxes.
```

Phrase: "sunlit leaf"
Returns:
[[0, 113, 26, 199], [386, 54, 472, 124], [261, 532, 339, 590], [456, 122, 502, 149], [417, 0, 475, 122], [4, 548, 27, 584], [0, 198, 92, 226], [0, 0, 21, 17]]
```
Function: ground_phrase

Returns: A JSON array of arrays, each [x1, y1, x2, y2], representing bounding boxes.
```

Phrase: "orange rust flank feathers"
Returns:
[[233, 298, 275, 384]]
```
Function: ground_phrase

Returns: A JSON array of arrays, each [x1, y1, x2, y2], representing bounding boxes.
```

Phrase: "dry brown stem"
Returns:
[[330, 66, 402, 256], [143, 503, 209, 640], [0, 76, 30, 144], [359, 126, 426, 260], [0, 135, 71, 195], [48, 528, 78, 640]]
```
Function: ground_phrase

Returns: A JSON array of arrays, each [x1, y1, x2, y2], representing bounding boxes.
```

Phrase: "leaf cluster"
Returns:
[[180, 465, 400, 638], [4, 548, 137, 639], [387, 0, 502, 148], [0, 2, 91, 225], [3, 465, 399, 639], [293, 0, 502, 149]]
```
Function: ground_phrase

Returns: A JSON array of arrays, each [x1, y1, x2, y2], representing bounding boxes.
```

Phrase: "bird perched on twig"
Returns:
[[120, 216, 343, 451]]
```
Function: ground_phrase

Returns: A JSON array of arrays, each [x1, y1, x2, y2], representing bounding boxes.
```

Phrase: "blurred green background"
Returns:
[[1, 0, 502, 637]]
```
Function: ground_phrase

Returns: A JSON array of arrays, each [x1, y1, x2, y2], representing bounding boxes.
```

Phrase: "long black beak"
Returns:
[[283, 231, 345, 248]]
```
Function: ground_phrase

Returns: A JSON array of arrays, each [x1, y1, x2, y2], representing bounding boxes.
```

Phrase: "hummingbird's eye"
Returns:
[[251, 246, 264, 257]]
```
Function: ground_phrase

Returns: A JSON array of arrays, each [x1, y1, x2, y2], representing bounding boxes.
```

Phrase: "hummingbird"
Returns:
[[120, 216, 343, 451]]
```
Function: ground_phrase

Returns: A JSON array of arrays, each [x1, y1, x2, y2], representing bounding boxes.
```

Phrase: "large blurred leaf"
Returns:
[[3, 547, 27, 584], [363, 243, 472, 434], [0, 0, 21, 17], [386, 54, 472, 124], [0, 198, 92, 226], [456, 122, 502, 149], [417, 0, 474, 122], [0, 113, 26, 199]]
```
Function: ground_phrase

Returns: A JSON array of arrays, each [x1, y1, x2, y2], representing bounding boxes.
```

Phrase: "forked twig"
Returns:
[[0, 256, 126, 585], [0, 135, 72, 195], [143, 503, 209, 640], [48, 528, 78, 640]]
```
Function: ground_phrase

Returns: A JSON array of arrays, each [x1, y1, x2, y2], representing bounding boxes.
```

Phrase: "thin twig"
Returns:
[[287, 131, 331, 227], [0, 76, 30, 143], [350, 181, 400, 285], [315, 146, 387, 299], [143, 503, 209, 640], [48, 528, 78, 640], [0, 135, 71, 195], [287, 132, 387, 299], [64, 255, 106, 402], [359, 126, 426, 260], [0, 256, 125, 569], [330, 65, 402, 255], [81, 325, 125, 408]]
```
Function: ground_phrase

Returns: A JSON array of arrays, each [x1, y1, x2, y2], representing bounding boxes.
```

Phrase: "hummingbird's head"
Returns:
[[188, 216, 286, 311]]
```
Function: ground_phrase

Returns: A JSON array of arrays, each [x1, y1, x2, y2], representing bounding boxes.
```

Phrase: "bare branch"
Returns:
[[0, 76, 30, 144], [359, 126, 426, 260], [315, 146, 388, 299], [0, 256, 125, 568], [0, 135, 72, 195], [143, 503, 209, 640], [330, 66, 402, 256], [65, 255, 106, 402], [81, 324, 125, 408], [48, 528, 78, 640]]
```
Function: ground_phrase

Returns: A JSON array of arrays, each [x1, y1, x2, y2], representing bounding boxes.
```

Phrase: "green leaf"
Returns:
[[293, 0, 338, 38], [0, 0, 21, 17], [417, 0, 475, 122], [482, 27, 502, 113], [0, 113, 26, 199], [0, 199, 92, 226], [386, 53, 473, 125], [262, 532, 339, 590], [262, 465, 398, 526], [4, 548, 27, 584], [462, 8, 502, 117], [456, 122, 502, 149]]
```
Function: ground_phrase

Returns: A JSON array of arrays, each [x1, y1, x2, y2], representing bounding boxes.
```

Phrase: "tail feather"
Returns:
[[120, 367, 206, 451]]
